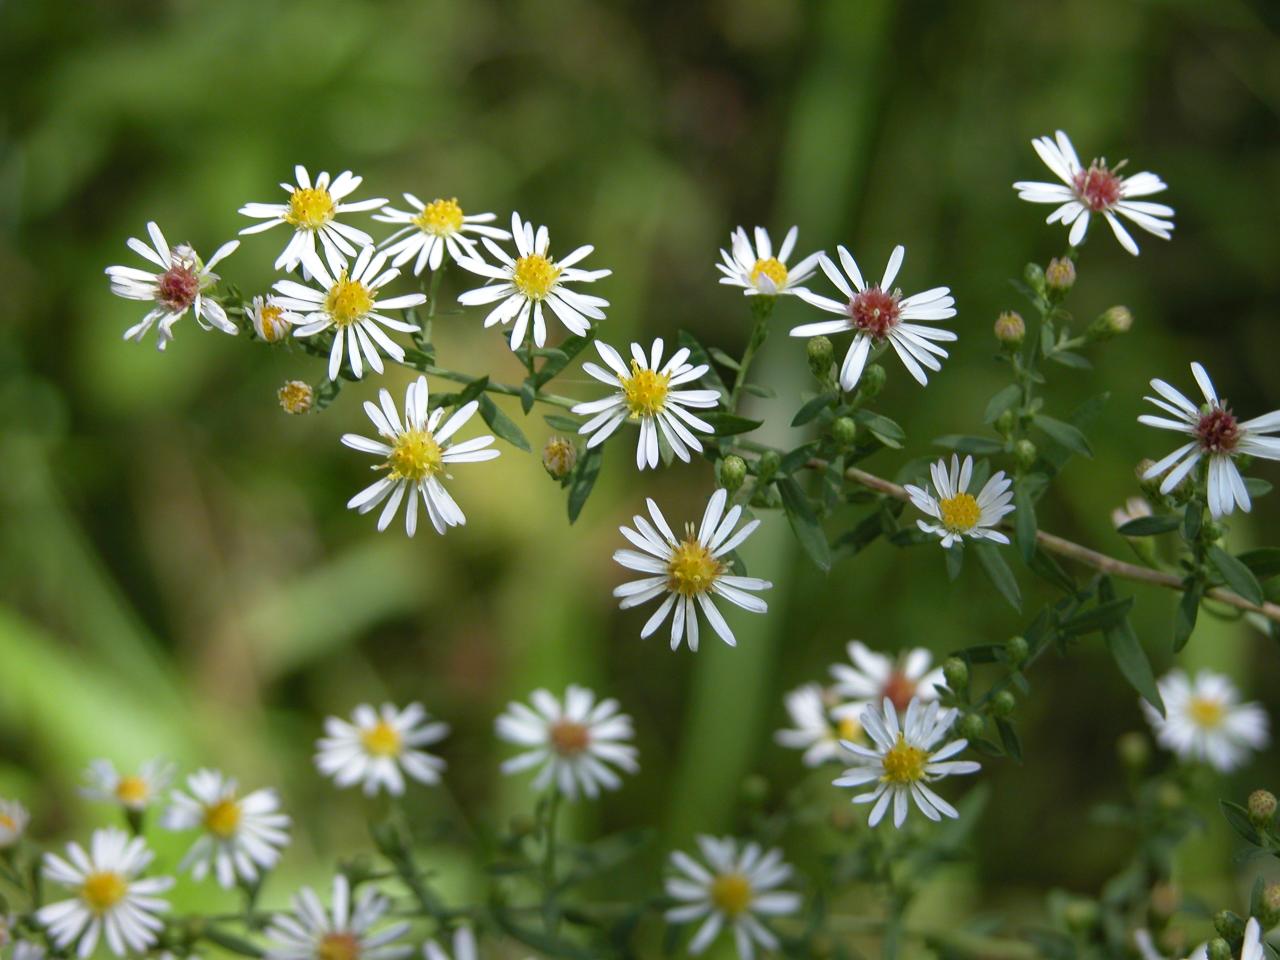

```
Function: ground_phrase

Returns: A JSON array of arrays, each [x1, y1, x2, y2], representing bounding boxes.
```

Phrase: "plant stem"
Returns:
[[541, 789, 563, 934], [729, 296, 776, 409]]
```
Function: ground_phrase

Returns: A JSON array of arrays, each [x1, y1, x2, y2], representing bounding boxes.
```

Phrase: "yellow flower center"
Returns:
[[1188, 696, 1225, 729], [938, 492, 981, 532], [710, 873, 753, 917], [512, 254, 561, 300], [0, 814, 14, 831], [881, 735, 929, 784], [836, 716, 862, 741], [749, 257, 788, 290], [285, 186, 336, 230], [317, 932, 361, 960], [360, 720, 403, 757], [324, 274, 375, 328], [620, 361, 671, 418], [80, 871, 127, 913], [257, 303, 289, 342], [412, 197, 465, 236], [549, 720, 591, 757], [278, 380, 314, 415], [203, 798, 243, 839], [385, 429, 444, 483], [114, 776, 150, 807], [667, 537, 723, 598]]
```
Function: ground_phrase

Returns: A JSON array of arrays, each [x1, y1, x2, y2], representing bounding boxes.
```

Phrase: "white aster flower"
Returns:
[[835, 697, 981, 828], [264, 875, 412, 960], [239, 165, 387, 277], [716, 225, 821, 297], [774, 684, 864, 767], [0, 798, 29, 848], [1134, 928, 1207, 960], [161, 769, 291, 889], [423, 927, 478, 960], [789, 245, 956, 391], [106, 222, 239, 351], [613, 489, 771, 652], [1139, 361, 1280, 519], [1141, 669, 1269, 772], [36, 827, 172, 958], [664, 836, 801, 960], [249, 294, 302, 343], [495, 685, 638, 800], [80, 758, 175, 812], [272, 245, 426, 382], [1013, 130, 1174, 255], [375, 196, 511, 275], [830, 640, 945, 713], [341, 376, 499, 537], [571, 338, 720, 470], [905, 455, 1014, 548], [455, 212, 610, 350], [315, 702, 449, 796], [14, 941, 48, 960]]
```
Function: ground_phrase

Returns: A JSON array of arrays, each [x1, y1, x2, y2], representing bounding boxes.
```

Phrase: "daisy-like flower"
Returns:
[[571, 338, 720, 470], [495, 685, 638, 800], [14, 941, 48, 960], [455, 212, 610, 350], [1139, 361, 1280, 519], [341, 376, 499, 537], [835, 697, 981, 828], [36, 827, 173, 958], [80, 759, 175, 812], [613, 489, 771, 651], [315, 703, 449, 796], [1013, 130, 1174, 255], [161, 769, 291, 889], [264, 875, 412, 960], [239, 166, 387, 277], [423, 927, 478, 960], [905, 455, 1014, 548], [0, 798, 29, 848], [106, 222, 239, 351], [716, 225, 821, 297], [375, 196, 511, 275], [1141, 669, 1269, 772], [774, 684, 864, 767], [249, 295, 301, 343], [664, 836, 801, 960], [272, 246, 425, 381], [830, 641, 945, 713], [790, 245, 956, 391], [1134, 929, 1207, 960]]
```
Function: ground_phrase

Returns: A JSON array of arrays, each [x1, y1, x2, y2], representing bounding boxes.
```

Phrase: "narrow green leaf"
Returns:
[[1237, 548, 1280, 582], [855, 410, 905, 449], [532, 333, 590, 387], [1173, 582, 1202, 652], [701, 412, 763, 437], [1116, 515, 1181, 537], [1033, 414, 1093, 458], [973, 541, 1021, 611], [777, 477, 831, 571], [1047, 350, 1091, 370], [543, 414, 581, 432], [1060, 597, 1134, 637], [934, 434, 1005, 455], [1220, 799, 1263, 846], [982, 384, 1023, 424], [1183, 502, 1203, 542], [791, 391, 837, 427], [519, 381, 536, 414], [708, 346, 742, 371], [567, 448, 604, 524], [1014, 479, 1037, 563], [478, 396, 531, 452], [945, 542, 964, 581], [457, 375, 490, 407], [995, 719, 1023, 762], [1209, 546, 1264, 605], [1098, 578, 1163, 715]]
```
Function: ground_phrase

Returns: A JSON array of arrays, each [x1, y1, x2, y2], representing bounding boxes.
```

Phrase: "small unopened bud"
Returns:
[[1023, 262, 1046, 294], [720, 454, 748, 493], [1014, 438, 1038, 471], [995, 409, 1016, 437], [1207, 938, 1232, 960], [958, 713, 985, 741], [1149, 883, 1180, 920], [1088, 305, 1134, 341], [991, 690, 1016, 718], [1063, 898, 1098, 932], [1260, 883, 1280, 929], [943, 657, 969, 692], [741, 774, 769, 805], [1045, 257, 1076, 294], [831, 417, 857, 448], [994, 311, 1026, 348], [1117, 732, 1150, 772], [542, 435, 577, 480], [859, 363, 887, 397], [278, 380, 314, 415], [1213, 911, 1244, 942], [806, 336, 834, 377], [757, 450, 781, 484], [1157, 782, 1184, 811], [1005, 635, 1029, 666], [1248, 789, 1278, 827]]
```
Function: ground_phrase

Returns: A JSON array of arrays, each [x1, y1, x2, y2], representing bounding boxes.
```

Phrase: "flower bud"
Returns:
[[943, 657, 969, 692], [831, 416, 857, 448], [859, 363, 887, 397], [1088, 305, 1134, 342], [990, 690, 1016, 718], [1117, 732, 1150, 772], [994, 409, 1016, 438], [278, 380, 314, 415], [1207, 938, 1232, 960], [250, 295, 292, 343], [1214, 911, 1244, 942], [720, 454, 748, 493], [1260, 883, 1280, 929], [757, 450, 781, 484], [1063, 898, 1098, 933], [1005, 635, 1029, 666], [1023, 262, 1046, 294], [806, 336, 834, 377], [959, 713, 985, 741], [994, 311, 1026, 348], [1248, 789, 1278, 828], [1157, 782, 1184, 811], [542, 435, 577, 480], [1045, 257, 1076, 294], [1014, 438, 1037, 471]]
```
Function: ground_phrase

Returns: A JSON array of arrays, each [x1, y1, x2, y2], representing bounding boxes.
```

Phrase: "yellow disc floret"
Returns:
[[361, 720, 403, 757], [620, 361, 671, 418], [881, 735, 929, 784], [80, 871, 127, 913], [413, 197, 465, 236], [385, 429, 444, 483], [285, 187, 336, 230], [325, 274, 375, 328], [709, 873, 753, 916], [938, 492, 981, 533], [512, 254, 561, 300], [667, 536, 723, 598], [750, 257, 788, 290], [1188, 696, 1225, 729], [114, 776, 150, 807], [203, 798, 243, 839], [837, 715, 862, 742], [317, 932, 361, 960]]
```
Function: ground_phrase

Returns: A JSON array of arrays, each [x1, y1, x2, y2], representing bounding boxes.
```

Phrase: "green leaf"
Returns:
[[1209, 545, 1264, 605], [1033, 414, 1093, 458], [1183, 501, 1203, 541], [791, 391, 837, 427], [853, 410, 905, 449], [1220, 799, 1263, 846], [945, 542, 964, 581], [478, 396, 531, 452], [973, 541, 1021, 611], [567, 448, 604, 524], [1244, 477, 1273, 499], [531, 333, 590, 387], [1237, 548, 1280, 582], [1014, 478, 1038, 564], [1060, 597, 1134, 637], [519, 381, 536, 415], [995, 719, 1023, 762], [983, 384, 1023, 424], [1098, 578, 1163, 715], [777, 477, 831, 571], [742, 382, 776, 399], [778, 441, 820, 474], [457, 375, 491, 407], [934, 434, 1005, 455], [543, 414, 581, 432], [708, 347, 741, 371], [678, 330, 729, 401], [1116, 515, 1181, 537], [1173, 582, 1202, 652], [701, 412, 763, 437], [1047, 350, 1091, 370]]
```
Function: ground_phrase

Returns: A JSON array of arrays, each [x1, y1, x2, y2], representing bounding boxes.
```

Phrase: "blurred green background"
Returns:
[[2, 0, 1279, 950]]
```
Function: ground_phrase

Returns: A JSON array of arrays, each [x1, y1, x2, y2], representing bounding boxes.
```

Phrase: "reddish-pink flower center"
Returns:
[[848, 288, 901, 339], [1072, 163, 1123, 212], [157, 263, 200, 312], [1196, 407, 1240, 454], [881, 671, 917, 712]]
